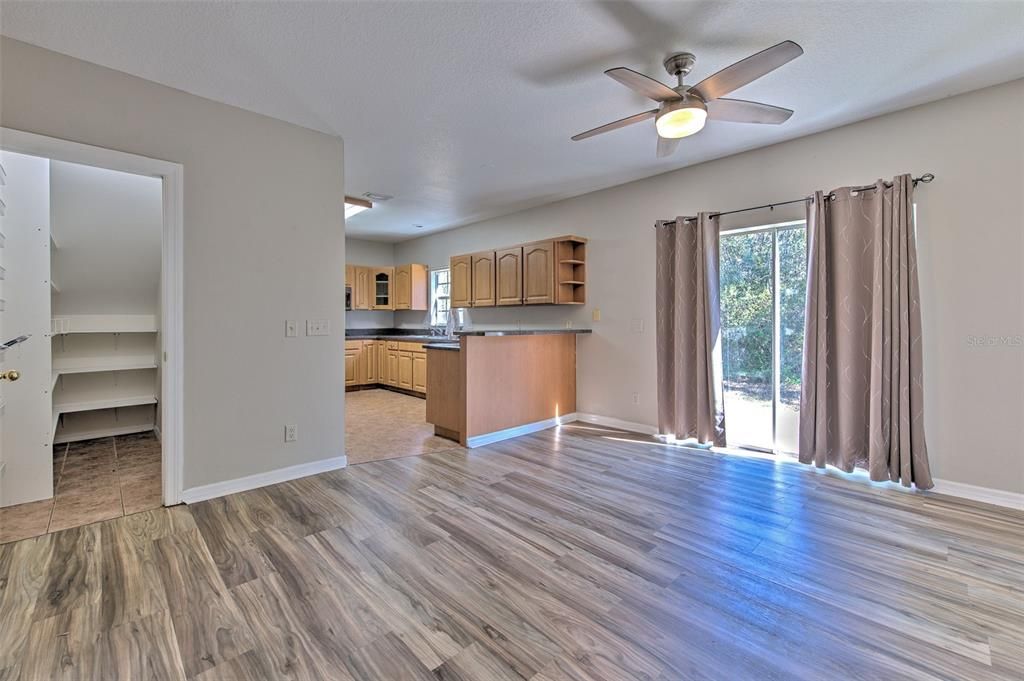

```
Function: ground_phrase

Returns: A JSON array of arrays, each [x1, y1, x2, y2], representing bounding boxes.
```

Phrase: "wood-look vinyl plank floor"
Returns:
[[2, 422, 1022, 680]]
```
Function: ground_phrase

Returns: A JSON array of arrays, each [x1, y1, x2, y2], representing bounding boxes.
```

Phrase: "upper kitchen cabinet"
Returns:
[[450, 254, 472, 308], [471, 251, 496, 307], [523, 240, 555, 305], [393, 263, 428, 311], [448, 235, 586, 308], [372, 267, 394, 309], [555, 236, 587, 304], [353, 265, 371, 310], [496, 247, 523, 306]]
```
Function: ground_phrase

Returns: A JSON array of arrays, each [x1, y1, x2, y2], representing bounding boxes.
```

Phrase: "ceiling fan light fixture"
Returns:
[[655, 96, 707, 139]]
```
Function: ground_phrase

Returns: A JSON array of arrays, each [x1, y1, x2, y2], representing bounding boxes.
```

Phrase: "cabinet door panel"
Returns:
[[345, 351, 358, 386], [394, 265, 411, 310], [412, 352, 427, 393], [387, 350, 400, 386], [398, 351, 414, 389], [471, 252, 496, 307], [450, 255, 472, 308], [523, 241, 555, 304], [372, 268, 394, 310], [354, 266, 371, 310], [496, 247, 523, 306]]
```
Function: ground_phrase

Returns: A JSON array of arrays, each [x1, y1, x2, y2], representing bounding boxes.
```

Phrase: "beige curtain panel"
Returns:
[[655, 213, 726, 446], [800, 174, 933, 488]]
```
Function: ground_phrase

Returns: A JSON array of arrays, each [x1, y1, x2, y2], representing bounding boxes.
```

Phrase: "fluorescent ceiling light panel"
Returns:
[[344, 195, 372, 219]]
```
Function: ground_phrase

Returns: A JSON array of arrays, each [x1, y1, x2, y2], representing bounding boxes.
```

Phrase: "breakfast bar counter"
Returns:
[[425, 329, 590, 447]]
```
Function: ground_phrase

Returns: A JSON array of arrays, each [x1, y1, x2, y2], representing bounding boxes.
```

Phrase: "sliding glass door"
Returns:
[[719, 221, 807, 453]]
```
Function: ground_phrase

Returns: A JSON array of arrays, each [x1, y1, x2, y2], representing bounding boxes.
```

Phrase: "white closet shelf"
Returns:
[[51, 314, 158, 334], [54, 393, 157, 415], [52, 355, 158, 376]]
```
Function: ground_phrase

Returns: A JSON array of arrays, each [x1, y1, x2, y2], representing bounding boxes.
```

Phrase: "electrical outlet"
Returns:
[[565, 320, 574, 329], [631, 392, 640, 405], [284, 424, 298, 442], [306, 319, 331, 336], [592, 308, 601, 322], [285, 320, 298, 338]]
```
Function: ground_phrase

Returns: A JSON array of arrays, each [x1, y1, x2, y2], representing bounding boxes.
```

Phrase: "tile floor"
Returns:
[[345, 388, 465, 465], [0, 430, 162, 544]]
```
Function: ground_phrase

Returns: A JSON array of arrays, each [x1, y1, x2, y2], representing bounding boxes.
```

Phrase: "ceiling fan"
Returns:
[[571, 41, 803, 157]]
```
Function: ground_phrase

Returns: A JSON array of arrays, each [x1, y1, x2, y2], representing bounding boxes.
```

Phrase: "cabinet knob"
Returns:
[[0, 369, 20, 381]]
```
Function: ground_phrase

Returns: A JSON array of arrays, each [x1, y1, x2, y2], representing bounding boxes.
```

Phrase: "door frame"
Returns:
[[0, 127, 185, 505]]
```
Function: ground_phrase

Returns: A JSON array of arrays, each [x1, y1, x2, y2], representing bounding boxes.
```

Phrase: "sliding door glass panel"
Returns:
[[720, 230, 774, 450], [776, 226, 807, 454]]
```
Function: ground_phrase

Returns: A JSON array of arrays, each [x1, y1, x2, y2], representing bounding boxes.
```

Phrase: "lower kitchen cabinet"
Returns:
[[346, 339, 429, 396], [398, 351, 414, 389], [412, 352, 427, 393]]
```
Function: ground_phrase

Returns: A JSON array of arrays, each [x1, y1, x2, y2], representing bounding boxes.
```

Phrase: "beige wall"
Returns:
[[345, 237, 396, 329], [1, 37, 346, 490], [395, 79, 1024, 495]]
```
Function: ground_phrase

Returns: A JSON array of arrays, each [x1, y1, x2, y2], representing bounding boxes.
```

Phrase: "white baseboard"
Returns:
[[572, 413, 659, 435], [153, 425, 162, 442], [572, 413, 1024, 511], [181, 455, 347, 504], [467, 413, 578, 448], [930, 478, 1024, 510]]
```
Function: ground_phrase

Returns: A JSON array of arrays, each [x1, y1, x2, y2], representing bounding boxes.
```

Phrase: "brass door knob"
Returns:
[[0, 369, 20, 381]]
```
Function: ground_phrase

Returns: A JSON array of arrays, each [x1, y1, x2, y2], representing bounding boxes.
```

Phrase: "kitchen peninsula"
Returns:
[[424, 329, 590, 447]]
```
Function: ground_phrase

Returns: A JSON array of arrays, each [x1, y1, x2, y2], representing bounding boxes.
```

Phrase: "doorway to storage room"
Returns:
[[0, 151, 164, 543]]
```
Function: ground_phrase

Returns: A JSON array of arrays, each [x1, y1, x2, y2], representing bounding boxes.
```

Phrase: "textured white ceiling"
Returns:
[[3, 1, 1022, 241]]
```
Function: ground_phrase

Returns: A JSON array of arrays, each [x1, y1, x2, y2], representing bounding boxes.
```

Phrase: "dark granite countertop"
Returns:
[[454, 328, 592, 336], [345, 328, 450, 342]]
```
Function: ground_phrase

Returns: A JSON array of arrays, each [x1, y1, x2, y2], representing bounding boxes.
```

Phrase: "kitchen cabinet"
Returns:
[[344, 347, 358, 386], [393, 263, 428, 311], [447, 235, 586, 307], [345, 264, 354, 289], [345, 339, 428, 395], [372, 267, 394, 310], [495, 247, 523, 306], [412, 352, 427, 393], [353, 266, 371, 310], [471, 251, 496, 307], [364, 341, 378, 383], [386, 348, 400, 387], [450, 254, 472, 308], [523, 240, 555, 304], [398, 351, 414, 389]]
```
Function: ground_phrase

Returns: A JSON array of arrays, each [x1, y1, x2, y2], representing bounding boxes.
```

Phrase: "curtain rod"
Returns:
[[657, 173, 935, 225]]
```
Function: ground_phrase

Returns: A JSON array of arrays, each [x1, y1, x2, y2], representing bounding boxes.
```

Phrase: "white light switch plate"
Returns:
[[285, 320, 298, 338], [306, 319, 330, 336]]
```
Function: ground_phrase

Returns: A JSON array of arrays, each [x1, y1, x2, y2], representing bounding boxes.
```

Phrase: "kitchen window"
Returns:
[[430, 267, 451, 326]]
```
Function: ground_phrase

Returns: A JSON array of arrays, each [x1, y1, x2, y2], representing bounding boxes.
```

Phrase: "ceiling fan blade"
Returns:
[[706, 98, 793, 124], [689, 41, 803, 102], [656, 136, 680, 158], [605, 67, 680, 102], [571, 109, 657, 141]]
